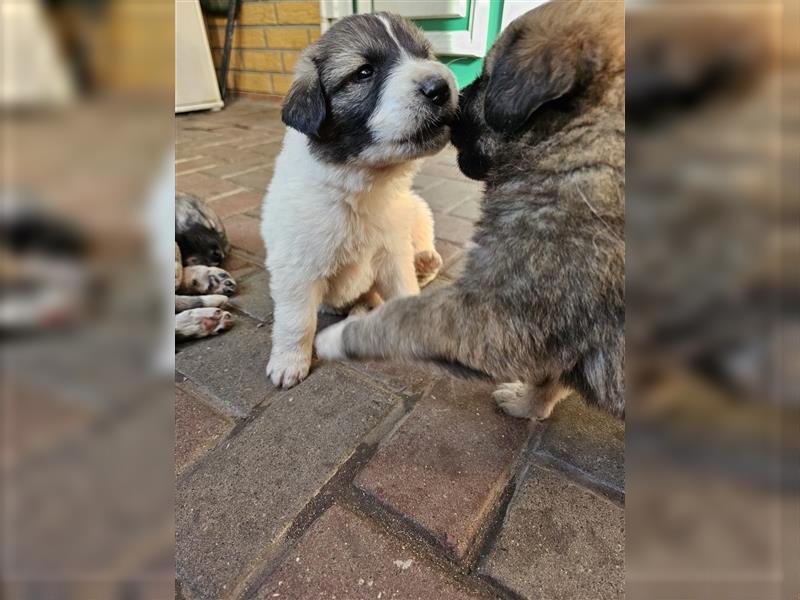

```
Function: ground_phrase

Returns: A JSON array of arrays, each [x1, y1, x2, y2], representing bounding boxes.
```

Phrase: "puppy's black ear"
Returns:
[[484, 39, 577, 134], [281, 54, 326, 136]]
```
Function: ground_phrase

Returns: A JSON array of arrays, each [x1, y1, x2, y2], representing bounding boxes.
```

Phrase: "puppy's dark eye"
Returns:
[[354, 64, 374, 81]]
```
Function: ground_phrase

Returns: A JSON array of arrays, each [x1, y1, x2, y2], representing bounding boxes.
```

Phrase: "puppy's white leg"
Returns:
[[409, 193, 436, 252], [374, 242, 420, 301], [267, 277, 324, 389], [409, 193, 442, 287]]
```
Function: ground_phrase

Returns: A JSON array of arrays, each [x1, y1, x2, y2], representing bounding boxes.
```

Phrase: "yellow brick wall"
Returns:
[[205, 0, 321, 97]]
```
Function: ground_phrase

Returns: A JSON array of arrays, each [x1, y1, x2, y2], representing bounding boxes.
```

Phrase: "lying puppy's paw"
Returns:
[[414, 249, 442, 288], [314, 320, 348, 360], [176, 307, 234, 339], [180, 266, 237, 296], [175, 294, 228, 312], [492, 382, 531, 419], [266, 349, 310, 388]]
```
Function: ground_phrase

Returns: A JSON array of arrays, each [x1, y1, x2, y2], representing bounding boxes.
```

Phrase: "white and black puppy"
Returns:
[[261, 13, 457, 388]]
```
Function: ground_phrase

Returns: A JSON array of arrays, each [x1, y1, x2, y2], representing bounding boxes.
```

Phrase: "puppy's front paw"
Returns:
[[414, 249, 442, 288], [492, 382, 531, 419], [266, 349, 311, 389], [314, 320, 348, 361]]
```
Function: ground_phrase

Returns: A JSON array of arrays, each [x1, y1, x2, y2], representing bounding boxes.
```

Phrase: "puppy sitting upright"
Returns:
[[261, 14, 456, 388], [316, 1, 625, 420]]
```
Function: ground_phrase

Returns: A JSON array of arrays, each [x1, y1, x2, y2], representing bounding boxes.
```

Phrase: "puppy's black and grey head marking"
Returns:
[[175, 194, 230, 267], [282, 13, 458, 166]]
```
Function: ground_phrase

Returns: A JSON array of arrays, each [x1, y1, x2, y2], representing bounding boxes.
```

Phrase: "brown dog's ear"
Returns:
[[484, 42, 577, 134], [281, 54, 326, 136]]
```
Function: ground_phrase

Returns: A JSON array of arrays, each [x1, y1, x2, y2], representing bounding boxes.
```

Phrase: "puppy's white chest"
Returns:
[[326, 205, 380, 269]]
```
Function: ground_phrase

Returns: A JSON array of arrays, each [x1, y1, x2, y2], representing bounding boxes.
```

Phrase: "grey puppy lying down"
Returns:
[[316, 0, 625, 420]]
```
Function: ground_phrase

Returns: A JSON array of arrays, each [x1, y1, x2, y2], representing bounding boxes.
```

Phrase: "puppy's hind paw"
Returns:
[[414, 249, 442, 288], [314, 320, 348, 361], [492, 382, 531, 419], [176, 307, 234, 339]]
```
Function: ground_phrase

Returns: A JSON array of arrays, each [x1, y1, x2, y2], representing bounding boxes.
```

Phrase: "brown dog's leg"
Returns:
[[529, 378, 573, 420], [315, 286, 510, 378]]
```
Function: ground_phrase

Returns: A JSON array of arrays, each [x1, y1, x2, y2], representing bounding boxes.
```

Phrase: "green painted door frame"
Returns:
[[419, 0, 504, 88]]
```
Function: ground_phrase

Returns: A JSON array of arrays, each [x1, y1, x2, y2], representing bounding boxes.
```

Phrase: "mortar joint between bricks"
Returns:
[[529, 451, 625, 506], [232, 443, 378, 600], [336, 361, 425, 402], [332, 486, 520, 600], [457, 425, 543, 570]]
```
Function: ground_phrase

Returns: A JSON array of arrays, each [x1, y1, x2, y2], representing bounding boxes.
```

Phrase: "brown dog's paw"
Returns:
[[414, 249, 442, 288], [492, 382, 531, 419]]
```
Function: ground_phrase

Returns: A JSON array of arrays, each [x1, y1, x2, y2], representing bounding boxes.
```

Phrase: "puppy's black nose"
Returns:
[[419, 77, 450, 107]]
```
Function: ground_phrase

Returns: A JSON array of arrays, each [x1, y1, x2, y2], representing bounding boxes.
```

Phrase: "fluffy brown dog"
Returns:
[[315, 0, 625, 420]]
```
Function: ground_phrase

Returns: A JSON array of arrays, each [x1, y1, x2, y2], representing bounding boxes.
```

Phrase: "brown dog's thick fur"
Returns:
[[315, 1, 625, 419]]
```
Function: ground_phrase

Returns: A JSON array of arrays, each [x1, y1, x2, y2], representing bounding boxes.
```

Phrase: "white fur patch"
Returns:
[[377, 14, 405, 55]]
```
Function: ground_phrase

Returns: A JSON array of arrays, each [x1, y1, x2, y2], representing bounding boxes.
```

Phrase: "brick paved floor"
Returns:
[[175, 98, 624, 600]]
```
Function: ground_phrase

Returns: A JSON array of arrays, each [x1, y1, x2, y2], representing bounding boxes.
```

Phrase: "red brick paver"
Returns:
[[207, 189, 263, 219], [176, 367, 399, 600], [254, 505, 486, 600], [354, 378, 529, 560], [223, 213, 266, 258], [176, 171, 244, 201], [175, 387, 234, 475]]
